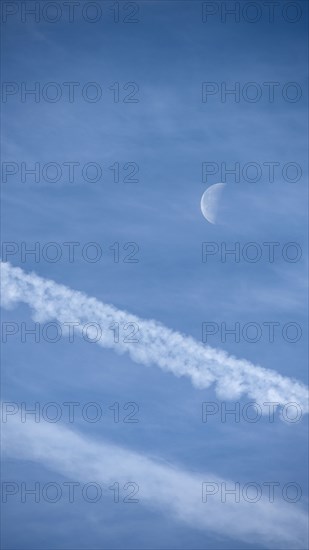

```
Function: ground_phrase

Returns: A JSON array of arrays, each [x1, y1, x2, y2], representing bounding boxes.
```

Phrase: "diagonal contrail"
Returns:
[[1, 261, 308, 412], [2, 412, 308, 549]]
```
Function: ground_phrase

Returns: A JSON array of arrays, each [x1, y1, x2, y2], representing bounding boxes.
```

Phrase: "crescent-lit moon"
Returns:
[[200, 183, 226, 224]]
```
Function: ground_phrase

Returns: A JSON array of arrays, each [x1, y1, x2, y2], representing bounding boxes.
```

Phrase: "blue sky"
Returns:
[[1, 1, 308, 549]]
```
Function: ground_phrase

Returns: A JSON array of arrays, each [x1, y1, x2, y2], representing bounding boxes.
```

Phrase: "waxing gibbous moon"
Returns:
[[200, 182, 227, 224]]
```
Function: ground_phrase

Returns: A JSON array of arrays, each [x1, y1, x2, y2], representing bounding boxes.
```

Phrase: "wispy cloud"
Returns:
[[2, 412, 308, 549], [1, 261, 308, 411]]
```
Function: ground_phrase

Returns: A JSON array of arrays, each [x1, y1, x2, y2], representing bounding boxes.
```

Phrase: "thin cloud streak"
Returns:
[[1, 261, 308, 412], [2, 413, 308, 550]]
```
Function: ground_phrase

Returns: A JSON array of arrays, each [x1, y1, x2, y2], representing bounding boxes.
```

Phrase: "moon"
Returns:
[[200, 183, 226, 224]]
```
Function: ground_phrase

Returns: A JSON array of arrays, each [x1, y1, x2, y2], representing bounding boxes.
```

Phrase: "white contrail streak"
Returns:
[[2, 412, 308, 549], [1, 261, 308, 411]]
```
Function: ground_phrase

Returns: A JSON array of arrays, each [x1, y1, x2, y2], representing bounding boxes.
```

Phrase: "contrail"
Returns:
[[2, 412, 308, 549], [1, 261, 308, 412]]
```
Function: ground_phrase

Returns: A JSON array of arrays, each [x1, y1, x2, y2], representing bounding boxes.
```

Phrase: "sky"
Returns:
[[0, 1, 308, 549]]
